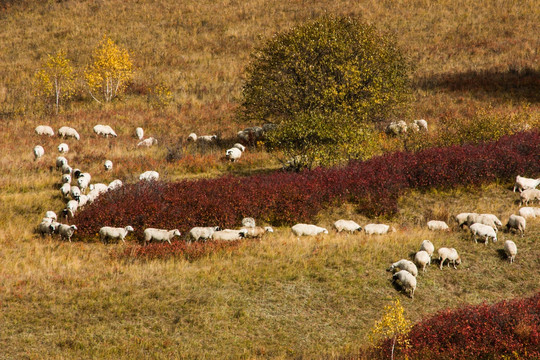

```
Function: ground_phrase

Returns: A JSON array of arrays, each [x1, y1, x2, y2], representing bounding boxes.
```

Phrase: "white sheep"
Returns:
[[385, 120, 408, 135], [139, 171, 159, 181], [198, 135, 218, 142], [506, 214, 526, 237], [77, 173, 91, 192], [108, 179, 123, 191], [143, 228, 181, 246], [364, 224, 395, 235], [518, 207, 540, 219], [211, 229, 247, 241], [419, 240, 435, 257], [77, 194, 89, 207], [520, 189, 540, 205], [466, 214, 498, 232], [89, 183, 108, 195], [233, 143, 246, 152], [291, 224, 328, 236], [61, 174, 71, 184], [58, 126, 80, 140], [241, 217, 256, 228], [504, 240, 517, 264], [60, 183, 71, 199], [455, 212, 475, 228], [189, 226, 221, 242], [187, 133, 197, 142], [333, 219, 362, 233], [240, 226, 273, 238], [225, 147, 242, 162], [86, 189, 101, 203], [99, 226, 134, 244], [44, 211, 57, 221], [38, 218, 59, 236], [61, 164, 72, 175], [33, 145, 45, 160], [57, 143, 69, 153], [93, 124, 117, 137], [392, 270, 417, 299], [427, 220, 449, 231], [513, 175, 540, 193], [414, 251, 431, 272], [413, 119, 428, 132], [35, 125, 54, 136], [104, 160, 113, 171], [58, 224, 77, 242], [56, 156, 68, 170], [387, 259, 418, 277], [438, 247, 461, 269], [135, 127, 144, 140], [469, 223, 497, 245], [137, 137, 158, 147], [64, 199, 79, 218]]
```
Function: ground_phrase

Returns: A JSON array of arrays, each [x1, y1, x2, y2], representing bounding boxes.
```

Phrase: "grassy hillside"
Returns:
[[0, 0, 539, 358]]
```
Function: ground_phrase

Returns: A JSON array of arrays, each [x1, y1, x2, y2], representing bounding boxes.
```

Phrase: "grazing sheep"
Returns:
[[56, 156, 68, 170], [89, 183, 108, 195], [44, 211, 57, 221], [518, 207, 540, 219], [392, 270, 417, 299], [35, 125, 55, 136], [57, 143, 69, 153], [211, 229, 247, 241], [291, 224, 328, 236], [64, 199, 79, 217], [198, 135, 218, 142], [61, 164, 72, 175], [189, 226, 221, 242], [108, 179, 123, 191], [240, 226, 273, 238], [86, 189, 101, 203], [387, 259, 418, 277], [427, 220, 449, 231], [187, 133, 197, 142], [38, 219, 59, 236], [33, 145, 45, 160], [438, 247, 461, 270], [58, 224, 77, 242], [77, 173, 91, 192], [60, 183, 71, 199], [233, 143, 246, 152], [455, 212, 475, 228], [470, 223, 497, 245], [241, 217, 256, 228], [143, 228, 181, 246], [99, 226, 134, 244], [135, 127, 144, 140], [225, 147, 242, 162], [364, 224, 395, 235], [385, 120, 408, 135], [70, 186, 81, 200], [93, 124, 117, 137], [513, 175, 540, 193], [104, 160, 113, 171], [413, 119, 428, 132], [466, 214, 498, 232], [61, 174, 71, 184], [137, 137, 158, 147], [504, 240, 517, 264], [77, 194, 89, 207], [414, 251, 431, 272], [482, 214, 503, 227], [520, 189, 540, 205], [506, 214, 526, 237], [333, 219, 363, 233], [139, 171, 159, 181], [58, 126, 80, 140], [419, 240, 435, 257]]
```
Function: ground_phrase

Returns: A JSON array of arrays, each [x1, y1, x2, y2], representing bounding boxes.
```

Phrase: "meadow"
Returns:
[[0, 0, 539, 358]]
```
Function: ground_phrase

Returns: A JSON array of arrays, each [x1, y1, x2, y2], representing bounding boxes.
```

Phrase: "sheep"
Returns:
[[38, 219, 59, 236], [44, 211, 57, 221], [137, 137, 158, 147], [385, 120, 408, 135], [143, 228, 181, 246], [506, 214, 526, 237], [387, 259, 418, 277], [108, 179, 123, 191], [56, 156, 68, 170], [518, 207, 540, 219], [413, 119, 428, 132], [504, 240, 517, 264], [99, 226, 134, 244], [33, 145, 44, 160], [240, 226, 273, 238], [333, 219, 362, 233], [89, 183, 108, 195], [93, 124, 117, 137], [58, 224, 77, 242], [225, 147, 242, 162], [134, 127, 144, 140], [455, 212, 475, 228], [392, 270, 417, 299], [86, 189, 101, 203], [58, 126, 80, 140], [414, 251, 431, 272], [77, 173, 91, 192], [104, 160, 113, 171], [364, 224, 395, 235], [187, 133, 197, 142], [233, 143, 246, 152], [513, 175, 540, 193], [61, 174, 71, 184], [211, 229, 247, 242], [427, 220, 449, 231], [198, 135, 218, 142], [520, 189, 540, 205], [188, 226, 221, 242], [466, 214, 498, 232], [419, 240, 435, 257], [470, 223, 497, 245], [482, 214, 503, 228], [139, 171, 159, 181], [60, 183, 71, 199], [438, 247, 461, 270], [237, 126, 264, 142], [78, 194, 89, 207], [291, 224, 328, 236], [35, 125, 54, 136], [61, 164, 72, 175], [241, 217, 256, 228], [57, 143, 69, 153], [73, 169, 82, 178], [64, 199, 79, 218]]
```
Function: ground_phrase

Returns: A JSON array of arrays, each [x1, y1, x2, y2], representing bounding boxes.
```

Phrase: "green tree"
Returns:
[[85, 36, 133, 103], [33, 50, 75, 114], [242, 16, 411, 169]]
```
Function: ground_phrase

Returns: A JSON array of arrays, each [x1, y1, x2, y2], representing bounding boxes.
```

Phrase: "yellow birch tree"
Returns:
[[369, 298, 412, 360]]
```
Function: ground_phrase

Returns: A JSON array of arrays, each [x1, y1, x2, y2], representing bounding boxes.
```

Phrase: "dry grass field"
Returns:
[[0, 0, 539, 358]]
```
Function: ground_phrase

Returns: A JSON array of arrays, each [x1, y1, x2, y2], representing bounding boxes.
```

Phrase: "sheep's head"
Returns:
[[239, 229, 248, 238], [71, 225, 78, 230], [322, 228, 329, 234], [172, 229, 181, 237], [264, 226, 274, 233], [126, 226, 134, 232]]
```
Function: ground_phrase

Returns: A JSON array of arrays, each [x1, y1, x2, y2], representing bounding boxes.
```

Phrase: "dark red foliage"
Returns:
[[74, 131, 540, 244]]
